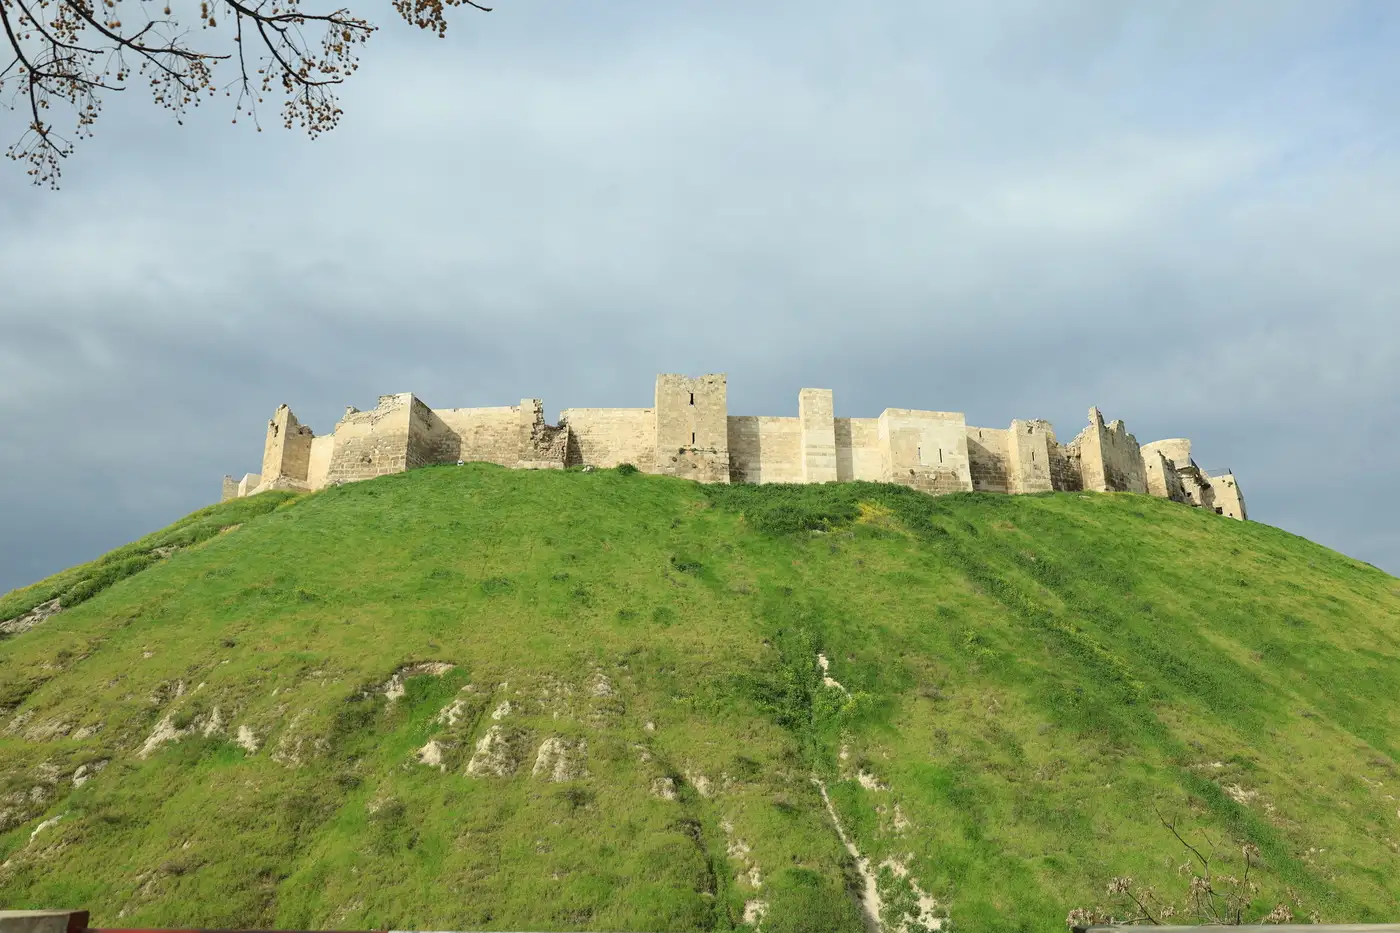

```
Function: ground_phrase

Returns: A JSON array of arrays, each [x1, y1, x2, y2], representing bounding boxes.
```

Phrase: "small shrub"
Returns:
[[558, 786, 595, 811], [616, 462, 639, 476], [334, 771, 362, 791], [61, 554, 156, 607], [731, 754, 762, 780], [480, 577, 513, 596], [670, 556, 702, 575], [0, 673, 46, 709]]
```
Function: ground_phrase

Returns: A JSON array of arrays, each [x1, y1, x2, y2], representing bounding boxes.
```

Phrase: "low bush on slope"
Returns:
[[0, 464, 1397, 932]]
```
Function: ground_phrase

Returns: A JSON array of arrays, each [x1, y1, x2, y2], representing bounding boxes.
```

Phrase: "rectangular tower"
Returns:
[[877, 409, 974, 494], [261, 404, 314, 488], [654, 373, 730, 483], [1006, 419, 1054, 494]]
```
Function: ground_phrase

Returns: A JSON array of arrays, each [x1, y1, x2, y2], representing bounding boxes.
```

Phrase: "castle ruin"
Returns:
[[221, 373, 1247, 520]]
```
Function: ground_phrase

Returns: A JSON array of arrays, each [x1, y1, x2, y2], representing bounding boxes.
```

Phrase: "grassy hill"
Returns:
[[1, 464, 1398, 932]]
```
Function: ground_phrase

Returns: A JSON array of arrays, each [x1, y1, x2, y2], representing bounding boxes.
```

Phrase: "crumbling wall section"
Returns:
[[559, 408, 655, 471], [1075, 408, 1147, 494], [1143, 449, 1187, 502], [1048, 426, 1083, 492], [877, 409, 973, 495], [834, 418, 882, 481], [654, 373, 729, 483], [1102, 416, 1148, 494], [966, 427, 1011, 493], [324, 394, 414, 485], [517, 399, 568, 470], [727, 416, 803, 484], [1175, 464, 1215, 510], [221, 476, 239, 503]]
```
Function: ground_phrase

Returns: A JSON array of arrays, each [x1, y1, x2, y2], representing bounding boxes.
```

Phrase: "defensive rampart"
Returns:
[[221, 373, 1247, 521]]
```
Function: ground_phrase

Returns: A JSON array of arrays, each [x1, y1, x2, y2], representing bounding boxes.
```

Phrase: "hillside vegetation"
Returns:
[[1, 464, 1398, 932]]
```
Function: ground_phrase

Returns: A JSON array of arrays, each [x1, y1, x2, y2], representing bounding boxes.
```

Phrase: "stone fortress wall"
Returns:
[[222, 373, 1247, 521]]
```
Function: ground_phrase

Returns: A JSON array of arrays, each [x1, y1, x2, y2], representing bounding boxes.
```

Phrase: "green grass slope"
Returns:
[[1, 465, 1398, 932]]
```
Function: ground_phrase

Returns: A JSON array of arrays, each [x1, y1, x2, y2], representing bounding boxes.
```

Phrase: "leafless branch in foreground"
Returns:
[[1063, 804, 1308, 927], [0, 0, 489, 186]]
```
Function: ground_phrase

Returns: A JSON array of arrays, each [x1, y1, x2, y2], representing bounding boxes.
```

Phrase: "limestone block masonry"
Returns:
[[221, 373, 1247, 521]]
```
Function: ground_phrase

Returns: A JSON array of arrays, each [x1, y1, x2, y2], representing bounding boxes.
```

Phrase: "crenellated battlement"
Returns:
[[221, 373, 1247, 521]]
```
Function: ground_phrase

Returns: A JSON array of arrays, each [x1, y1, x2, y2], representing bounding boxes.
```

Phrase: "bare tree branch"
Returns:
[[1154, 803, 1211, 875], [0, 0, 489, 185]]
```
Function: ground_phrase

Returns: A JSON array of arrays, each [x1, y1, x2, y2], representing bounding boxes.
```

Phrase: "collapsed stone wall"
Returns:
[[1047, 434, 1083, 492], [1072, 408, 1147, 494], [221, 374, 1246, 521], [1177, 465, 1215, 510], [518, 400, 569, 470], [1141, 438, 1247, 520], [324, 395, 414, 486], [1143, 449, 1187, 503]]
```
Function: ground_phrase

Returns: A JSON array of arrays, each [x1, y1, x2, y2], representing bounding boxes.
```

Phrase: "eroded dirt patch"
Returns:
[[532, 737, 588, 781], [465, 725, 529, 777], [379, 662, 456, 701], [416, 740, 450, 772]]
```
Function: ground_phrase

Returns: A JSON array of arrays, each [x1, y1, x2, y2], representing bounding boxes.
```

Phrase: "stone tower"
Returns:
[[261, 404, 313, 488], [653, 373, 730, 483]]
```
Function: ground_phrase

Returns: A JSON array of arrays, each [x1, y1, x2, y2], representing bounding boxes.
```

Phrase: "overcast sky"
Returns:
[[2, 0, 1398, 596]]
